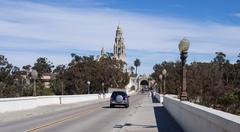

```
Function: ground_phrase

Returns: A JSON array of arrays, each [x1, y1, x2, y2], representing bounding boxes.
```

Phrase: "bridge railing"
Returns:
[[0, 94, 111, 113], [159, 94, 240, 132], [0, 90, 136, 113]]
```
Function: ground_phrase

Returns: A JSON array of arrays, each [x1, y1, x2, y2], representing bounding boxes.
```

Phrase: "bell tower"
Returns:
[[114, 25, 126, 62]]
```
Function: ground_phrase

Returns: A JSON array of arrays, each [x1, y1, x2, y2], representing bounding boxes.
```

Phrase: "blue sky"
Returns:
[[0, 0, 240, 74]]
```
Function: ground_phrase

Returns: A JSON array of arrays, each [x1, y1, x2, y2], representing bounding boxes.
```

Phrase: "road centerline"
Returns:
[[25, 102, 107, 132]]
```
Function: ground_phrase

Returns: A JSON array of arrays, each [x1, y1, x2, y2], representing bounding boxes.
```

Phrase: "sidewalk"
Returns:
[[0, 98, 108, 123], [120, 95, 183, 132]]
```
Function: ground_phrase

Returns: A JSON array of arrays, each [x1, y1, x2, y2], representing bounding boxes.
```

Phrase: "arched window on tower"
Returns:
[[118, 48, 121, 57]]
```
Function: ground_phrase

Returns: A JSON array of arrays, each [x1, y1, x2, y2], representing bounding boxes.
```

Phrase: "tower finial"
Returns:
[[117, 20, 121, 30], [101, 47, 105, 55]]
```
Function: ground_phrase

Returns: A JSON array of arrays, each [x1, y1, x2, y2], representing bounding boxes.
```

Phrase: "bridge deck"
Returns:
[[119, 94, 183, 132]]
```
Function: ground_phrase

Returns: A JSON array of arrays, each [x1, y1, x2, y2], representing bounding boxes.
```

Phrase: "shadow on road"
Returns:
[[113, 123, 157, 129], [151, 96, 184, 132], [102, 106, 126, 109]]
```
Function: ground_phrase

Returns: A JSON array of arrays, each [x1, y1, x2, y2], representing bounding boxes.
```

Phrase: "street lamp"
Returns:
[[87, 81, 91, 94], [31, 69, 38, 96], [159, 74, 163, 94], [162, 69, 167, 95], [178, 37, 190, 101], [101, 82, 105, 94]]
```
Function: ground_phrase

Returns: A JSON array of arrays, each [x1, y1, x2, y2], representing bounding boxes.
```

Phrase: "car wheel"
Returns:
[[125, 104, 129, 108], [110, 104, 114, 108]]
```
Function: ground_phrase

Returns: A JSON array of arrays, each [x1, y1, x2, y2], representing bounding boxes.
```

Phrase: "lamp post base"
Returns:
[[180, 92, 188, 101]]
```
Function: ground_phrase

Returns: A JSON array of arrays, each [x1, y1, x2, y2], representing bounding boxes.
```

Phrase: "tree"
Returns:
[[22, 65, 31, 78], [31, 57, 55, 96], [237, 53, 240, 64], [62, 54, 129, 95], [22, 65, 31, 71], [134, 58, 141, 75], [33, 57, 54, 77], [213, 52, 229, 68], [151, 52, 240, 115], [53, 65, 66, 75], [151, 61, 181, 95], [0, 53, 130, 97], [52, 65, 66, 95], [0, 55, 21, 97]]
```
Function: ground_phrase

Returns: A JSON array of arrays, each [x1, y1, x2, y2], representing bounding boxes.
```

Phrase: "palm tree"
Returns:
[[237, 53, 240, 64], [134, 58, 141, 75]]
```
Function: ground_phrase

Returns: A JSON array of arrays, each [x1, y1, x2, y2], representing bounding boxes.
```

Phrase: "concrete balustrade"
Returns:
[[0, 97, 38, 113], [153, 92, 163, 103], [0, 93, 111, 113], [36, 96, 60, 106], [60, 94, 101, 104], [162, 94, 240, 132]]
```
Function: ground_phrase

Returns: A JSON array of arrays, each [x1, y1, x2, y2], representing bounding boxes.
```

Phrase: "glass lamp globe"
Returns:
[[178, 37, 190, 53], [31, 70, 38, 80], [87, 81, 91, 85], [159, 74, 163, 80], [162, 69, 167, 76]]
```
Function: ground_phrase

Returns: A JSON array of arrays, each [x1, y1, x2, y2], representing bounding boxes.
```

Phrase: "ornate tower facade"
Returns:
[[114, 25, 126, 62]]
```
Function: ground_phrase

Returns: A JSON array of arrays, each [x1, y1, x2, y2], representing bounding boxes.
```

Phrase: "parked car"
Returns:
[[110, 91, 129, 108]]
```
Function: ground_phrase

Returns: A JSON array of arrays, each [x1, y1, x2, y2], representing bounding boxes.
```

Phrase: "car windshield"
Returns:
[[111, 91, 127, 98]]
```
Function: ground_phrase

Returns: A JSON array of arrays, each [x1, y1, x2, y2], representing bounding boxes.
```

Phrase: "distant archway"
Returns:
[[140, 80, 149, 91], [140, 80, 149, 86]]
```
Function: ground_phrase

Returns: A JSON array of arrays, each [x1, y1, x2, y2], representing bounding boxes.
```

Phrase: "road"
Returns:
[[0, 93, 146, 132]]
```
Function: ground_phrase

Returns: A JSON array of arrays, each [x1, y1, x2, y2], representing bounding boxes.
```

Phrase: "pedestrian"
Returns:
[[148, 90, 151, 97], [98, 92, 101, 99], [103, 92, 106, 99]]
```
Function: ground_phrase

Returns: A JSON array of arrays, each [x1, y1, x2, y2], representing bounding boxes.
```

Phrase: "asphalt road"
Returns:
[[0, 93, 146, 132]]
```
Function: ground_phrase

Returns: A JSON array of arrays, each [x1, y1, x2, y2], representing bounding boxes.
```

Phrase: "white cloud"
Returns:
[[0, 1, 240, 74], [0, 49, 71, 73], [233, 13, 240, 17]]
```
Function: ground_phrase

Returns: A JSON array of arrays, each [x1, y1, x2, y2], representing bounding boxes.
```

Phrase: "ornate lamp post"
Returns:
[[31, 69, 38, 96], [178, 37, 190, 101], [87, 81, 91, 94], [159, 74, 163, 94], [162, 69, 167, 95]]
